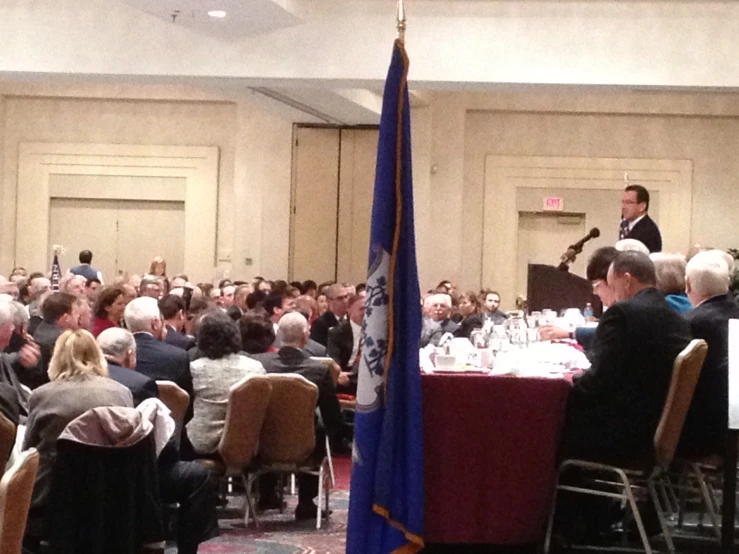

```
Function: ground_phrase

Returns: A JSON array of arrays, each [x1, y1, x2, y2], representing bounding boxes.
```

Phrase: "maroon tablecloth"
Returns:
[[423, 373, 570, 544]]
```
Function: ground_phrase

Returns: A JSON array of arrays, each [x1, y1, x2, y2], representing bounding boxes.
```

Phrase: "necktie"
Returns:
[[619, 218, 629, 240]]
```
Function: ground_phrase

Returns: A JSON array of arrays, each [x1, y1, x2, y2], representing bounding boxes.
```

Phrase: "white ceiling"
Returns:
[[117, 0, 303, 41]]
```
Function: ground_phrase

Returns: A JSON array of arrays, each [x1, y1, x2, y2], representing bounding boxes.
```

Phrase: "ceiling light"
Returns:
[[208, 10, 227, 18]]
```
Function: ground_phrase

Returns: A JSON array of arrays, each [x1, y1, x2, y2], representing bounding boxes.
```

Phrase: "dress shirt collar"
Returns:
[[627, 214, 646, 232]]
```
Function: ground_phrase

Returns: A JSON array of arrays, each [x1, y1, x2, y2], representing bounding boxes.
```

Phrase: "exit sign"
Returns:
[[543, 197, 564, 211]]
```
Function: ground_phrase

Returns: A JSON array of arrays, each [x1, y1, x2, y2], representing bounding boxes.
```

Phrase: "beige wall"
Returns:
[[0, 82, 296, 282]]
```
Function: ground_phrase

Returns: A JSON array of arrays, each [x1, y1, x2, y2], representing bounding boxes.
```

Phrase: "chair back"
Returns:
[[312, 357, 341, 385], [0, 413, 16, 468], [218, 376, 272, 467], [156, 380, 190, 433], [259, 374, 318, 465], [654, 339, 708, 468], [0, 448, 39, 554]]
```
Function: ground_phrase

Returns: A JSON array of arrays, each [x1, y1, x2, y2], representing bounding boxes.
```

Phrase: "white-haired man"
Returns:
[[425, 293, 459, 336], [679, 251, 739, 457], [97, 328, 219, 554], [253, 312, 343, 520], [0, 301, 37, 428], [124, 297, 193, 419], [60, 274, 86, 297], [97, 327, 158, 406]]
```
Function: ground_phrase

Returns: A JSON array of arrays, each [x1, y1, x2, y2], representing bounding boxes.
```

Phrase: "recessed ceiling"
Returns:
[[116, 0, 303, 41]]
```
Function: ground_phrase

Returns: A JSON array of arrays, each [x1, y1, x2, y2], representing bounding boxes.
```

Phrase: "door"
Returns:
[[516, 212, 586, 302], [48, 198, 185, 282]]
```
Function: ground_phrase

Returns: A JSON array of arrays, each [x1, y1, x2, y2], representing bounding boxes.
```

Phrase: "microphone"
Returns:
[[557, 227, 600, 271]]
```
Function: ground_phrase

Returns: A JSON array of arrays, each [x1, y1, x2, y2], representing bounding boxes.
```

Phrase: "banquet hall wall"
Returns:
[[2, 83, 739, 300]]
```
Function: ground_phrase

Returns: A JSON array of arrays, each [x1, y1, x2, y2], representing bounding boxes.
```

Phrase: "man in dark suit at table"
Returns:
[[32, 292, 81, 389], [253, 312, 343, 519], [557, 251, 690, 544], [562, 250, 690, 463], [97, 326, 158, 405], [159, 294, 196, 351], [678, 251, 739, 457], [618, 184, 662, 253]]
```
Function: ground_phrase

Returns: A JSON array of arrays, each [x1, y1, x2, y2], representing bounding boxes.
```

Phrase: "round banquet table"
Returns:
[[422, 372, 571, 545]]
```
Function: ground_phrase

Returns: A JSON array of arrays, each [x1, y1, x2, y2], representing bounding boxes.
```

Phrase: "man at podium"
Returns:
[[618, 185, 662, 253]]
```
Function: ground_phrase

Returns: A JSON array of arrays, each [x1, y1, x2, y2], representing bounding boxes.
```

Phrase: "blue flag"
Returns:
[[346, 39, 424, 554]]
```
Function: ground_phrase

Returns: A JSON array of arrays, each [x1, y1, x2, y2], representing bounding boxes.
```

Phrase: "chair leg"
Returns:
[[290, 473, 296, 496], [242, 474, 260, 529], [691, 463, 722, 542], [649, 477, 675, 554], [325, 435, 336, 487], [542, 469, 563, 554], [317, 465, 324, 530], [618, 470, 653, 554]]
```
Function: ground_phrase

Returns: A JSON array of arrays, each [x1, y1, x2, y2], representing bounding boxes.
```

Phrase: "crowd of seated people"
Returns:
[[2, 240, 738, 550]]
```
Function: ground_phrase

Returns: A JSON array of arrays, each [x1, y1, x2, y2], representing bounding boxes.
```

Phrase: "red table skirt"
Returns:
[[422, 373, 570, 544]]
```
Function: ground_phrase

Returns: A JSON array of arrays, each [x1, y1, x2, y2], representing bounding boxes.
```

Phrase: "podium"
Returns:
[[526, 264, 602, 316]]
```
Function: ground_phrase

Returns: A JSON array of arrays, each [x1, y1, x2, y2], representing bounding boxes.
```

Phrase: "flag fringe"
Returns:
[[373, 503, 424, 550], [382, 38, 410, 395]]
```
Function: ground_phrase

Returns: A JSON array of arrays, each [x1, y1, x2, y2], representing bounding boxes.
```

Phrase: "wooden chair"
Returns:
[[311, 357, 341, 386], [155, 380, 190, 444], [0, 413, 16, 469], [543, 339, 708, 554], [246, 374, 332, 529], [195, 375, 272, 527], [0, 448, 40, 554]]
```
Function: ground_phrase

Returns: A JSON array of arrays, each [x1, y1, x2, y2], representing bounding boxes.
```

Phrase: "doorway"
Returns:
[[49, 198, 185, 282]]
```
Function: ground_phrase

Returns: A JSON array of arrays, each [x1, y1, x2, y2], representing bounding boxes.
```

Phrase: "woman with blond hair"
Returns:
[[149, 256, 167, 277], [23, 329, 132, 545]]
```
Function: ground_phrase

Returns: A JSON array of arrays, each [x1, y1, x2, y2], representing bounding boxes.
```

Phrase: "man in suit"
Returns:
[[327, 293, 365, 394], [97, 327, 158, 405], [310, 283, 350, 347], [124, 297, 194, 424], [619, 184, 662, 253], [226, 284, 251, 321], [159, 294, 196, 351], [561, 251, 691, 464], [481, 290, 508, 325], [31, 292, 80, 390], [678, 251, 739, 456], [96, 326, 219, 554], [424, 293, 460, 337], [253, 312, 343, 519]]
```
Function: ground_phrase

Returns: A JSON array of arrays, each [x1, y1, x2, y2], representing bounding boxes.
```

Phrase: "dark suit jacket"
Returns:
[[226, 305, 244, 322], [454, 314, 483, 339], [0, 382, 20, 427], [561, 288, 691, 465], [252, 346, 343, 439], [626, 214, 662, 253], [31, 321, 64, 390], [133, 333, 194, 422], [106, 362, 159, 407], [309, 311, 340, 347], [164, 325, 196, 351], [679, 294, 739, 456], [327, 320, 354, 372]]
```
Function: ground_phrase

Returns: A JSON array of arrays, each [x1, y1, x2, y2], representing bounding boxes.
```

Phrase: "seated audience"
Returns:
[[615, 238, 650, 255], [32, 292, 81, 389], [0, 301, 35, 420], [0, 280, 20, 300], [160, 294, 196, 350], [23, 329, 133, 547], [76, 297, 92, 331], [454, 291, 484, 339], [139, 275, 163, 299], [301, 279, 318, 298], [149, 256, 167, 277], [60, 274, 86, 297], [97, 327, 158, 405], [327, 293, 366, 394], [294, 294, 319, 324], [424, 293, 459, 336], [481, 289, 507, 325], [316, 292, 329, 317], [650, 252, 692, 313], [187, 311, 265, 455], [84, 277, 101, 305], [310, 283, 351, 346], [245, 289, 267, 312], [91, 285, 126, 337], [253, 312, 343, 519], [221, 285, 236, 308], [264, 290, 296, 343], [679, 251, 739, 456], [226, 284, 252, 320]]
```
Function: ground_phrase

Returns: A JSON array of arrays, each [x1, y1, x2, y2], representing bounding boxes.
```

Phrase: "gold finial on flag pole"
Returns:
[[396, 0, 406, 42]]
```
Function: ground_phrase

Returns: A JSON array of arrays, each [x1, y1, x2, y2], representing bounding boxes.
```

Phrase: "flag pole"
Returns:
[[396, 0, 406, 42]]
